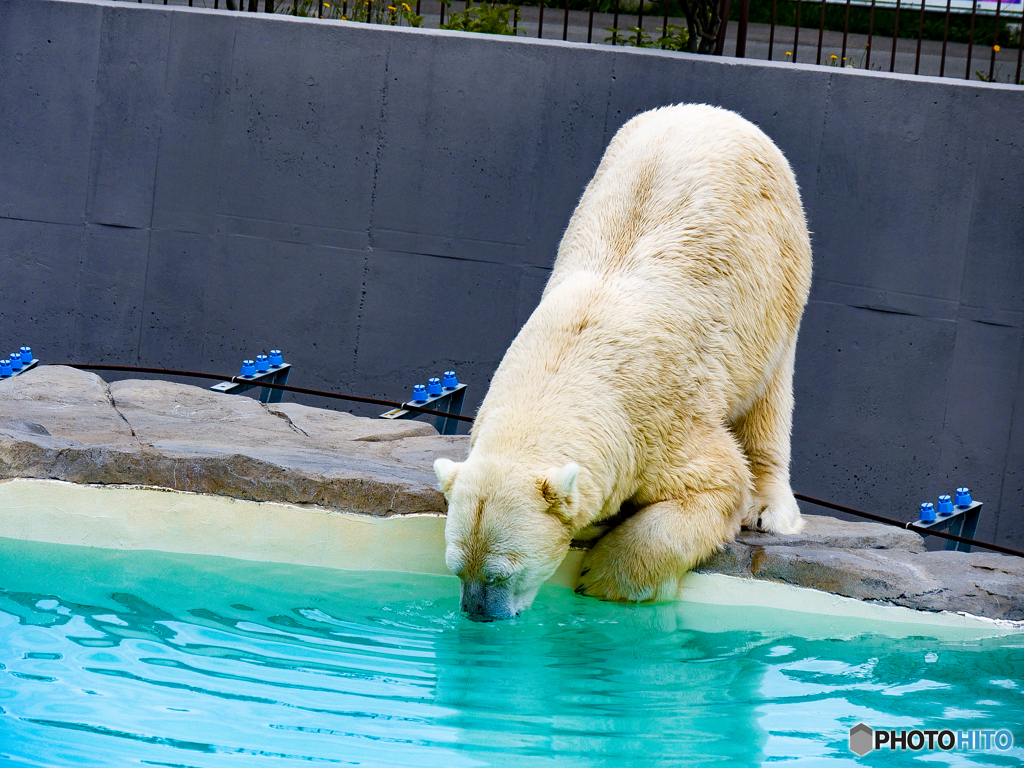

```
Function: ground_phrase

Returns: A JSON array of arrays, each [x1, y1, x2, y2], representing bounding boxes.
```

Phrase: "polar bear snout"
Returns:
[[436, 456, 577, 619], [459, 579, 520, 621], [459, 574, 547, 621]]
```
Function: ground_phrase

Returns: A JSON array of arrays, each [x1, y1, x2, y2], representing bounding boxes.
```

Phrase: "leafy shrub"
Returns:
[[604, 23, 689, 49], [286, 0, 423, 25], [440, 0, 521, 34]]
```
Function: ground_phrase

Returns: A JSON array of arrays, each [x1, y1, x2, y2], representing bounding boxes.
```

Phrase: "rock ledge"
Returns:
[[2, 366, 1022, 621]]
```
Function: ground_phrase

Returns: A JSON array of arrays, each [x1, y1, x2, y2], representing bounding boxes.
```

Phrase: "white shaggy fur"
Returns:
[[435, 104, 812, 617]]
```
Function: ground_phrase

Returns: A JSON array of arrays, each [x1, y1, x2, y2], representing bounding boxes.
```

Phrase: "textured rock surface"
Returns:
[[2, 366, 1022, 621], [736, 514, 927, 553], [701, 522, 1024, 621], [0, 366, 469, 516]]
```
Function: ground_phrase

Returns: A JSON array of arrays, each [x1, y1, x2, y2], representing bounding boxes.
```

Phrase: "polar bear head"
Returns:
[[434, 456, 580, 620]]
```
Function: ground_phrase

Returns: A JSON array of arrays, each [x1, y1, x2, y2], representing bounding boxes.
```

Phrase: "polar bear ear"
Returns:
[[434, 458, 462, 497], [540, 462, 579, 507]]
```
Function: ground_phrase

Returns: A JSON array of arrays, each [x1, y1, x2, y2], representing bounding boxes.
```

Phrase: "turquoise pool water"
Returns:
[[0, 537, 1021, 767]]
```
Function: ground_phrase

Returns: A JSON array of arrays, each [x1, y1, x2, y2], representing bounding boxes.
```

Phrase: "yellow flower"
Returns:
[[786, 51, 792, 56], [993, 45, 1000, 52], [388, 4, 395, 8], [830, 54, 837, 60]]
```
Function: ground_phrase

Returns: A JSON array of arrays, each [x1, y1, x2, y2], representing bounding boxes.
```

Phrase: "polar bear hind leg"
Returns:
[[576, 427, 748, 603], [732, 337, 805, 535]]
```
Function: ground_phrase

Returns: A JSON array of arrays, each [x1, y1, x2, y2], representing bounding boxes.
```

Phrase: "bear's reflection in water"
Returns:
[[0, 542, 772, 765], [432, 590, 770, 766]]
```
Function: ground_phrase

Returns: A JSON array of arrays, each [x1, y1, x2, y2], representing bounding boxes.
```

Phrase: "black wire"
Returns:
[[66, 363, 475, 423], [795, 493, 1024, 559], [59, 363, 1023, 559]]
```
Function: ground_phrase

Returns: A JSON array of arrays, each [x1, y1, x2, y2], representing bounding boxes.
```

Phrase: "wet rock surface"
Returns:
[[2, 366, 1021, 621]]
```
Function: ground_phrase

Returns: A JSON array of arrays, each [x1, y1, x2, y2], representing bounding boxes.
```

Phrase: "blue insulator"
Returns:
[[241, 359, 256, 377], [20, 346, 32, 362], [954, 487, 972, 507], [269, 350, 283, 367], [937, 495, 953, 516], [427, 377, 442, 396], [442, 370, 459, 389], [919, 502, 936, 522], [0, 359, 11, 378], [412, 384, 427, 402], [9, 352, 22, 371], [255, 355, 270, 373]]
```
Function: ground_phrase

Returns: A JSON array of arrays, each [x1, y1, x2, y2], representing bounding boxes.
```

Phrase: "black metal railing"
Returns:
[[123, 0, 1023, 84]]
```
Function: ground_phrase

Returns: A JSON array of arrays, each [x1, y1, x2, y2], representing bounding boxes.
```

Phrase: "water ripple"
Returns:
[[2, 538, 1023, 767]]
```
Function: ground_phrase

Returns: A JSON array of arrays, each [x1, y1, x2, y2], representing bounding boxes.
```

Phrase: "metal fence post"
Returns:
[[989, 0, 1004, 81], [736, 0, 750, 57], [965, 0, 978, 78], [715, 0, 733, 55]]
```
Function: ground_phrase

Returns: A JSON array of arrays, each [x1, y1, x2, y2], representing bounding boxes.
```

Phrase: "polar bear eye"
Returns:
[[480, 567, 513, 586]]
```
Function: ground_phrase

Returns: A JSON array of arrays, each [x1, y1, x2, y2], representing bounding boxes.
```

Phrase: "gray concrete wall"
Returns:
[[2, 0, 1022, 546]]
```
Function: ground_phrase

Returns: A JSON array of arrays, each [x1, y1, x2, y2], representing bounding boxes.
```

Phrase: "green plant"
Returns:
[[657, 24, 690, 50], [604, 26, 634, 45], [285, 0, 422, 25], [604, 23, 689, 49], [976, 59, 1020, 84], [439, 0, 520, 34], [627, 26, 657, 46]]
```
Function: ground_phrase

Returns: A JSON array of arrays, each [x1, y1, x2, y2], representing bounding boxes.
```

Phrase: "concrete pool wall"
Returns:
[[2, 478, 1019, 638], [0, 0, 1022, 550]]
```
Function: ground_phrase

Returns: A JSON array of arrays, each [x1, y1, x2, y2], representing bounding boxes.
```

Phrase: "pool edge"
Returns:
[[1, 478, 1020, 636]]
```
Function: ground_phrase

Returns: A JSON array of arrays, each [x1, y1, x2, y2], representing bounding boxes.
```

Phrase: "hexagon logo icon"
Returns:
[[849, 723, 874, 756]]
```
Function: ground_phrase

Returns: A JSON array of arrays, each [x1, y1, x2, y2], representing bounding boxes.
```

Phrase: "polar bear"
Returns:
[[434, 104, 812, 620]]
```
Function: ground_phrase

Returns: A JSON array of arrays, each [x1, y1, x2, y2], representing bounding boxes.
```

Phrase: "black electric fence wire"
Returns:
[[66, 363, 474, 423], [60, 363, 1024, 559], [794, 493, 1024, 558]]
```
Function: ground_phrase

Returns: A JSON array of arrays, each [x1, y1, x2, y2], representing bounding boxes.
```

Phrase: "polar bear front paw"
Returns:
[[744, 488, 805, 535], [575, 535, 662, 603]]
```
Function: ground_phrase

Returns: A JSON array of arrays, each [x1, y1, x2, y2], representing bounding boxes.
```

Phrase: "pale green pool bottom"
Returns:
[[0, 478, 1019, 639]]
